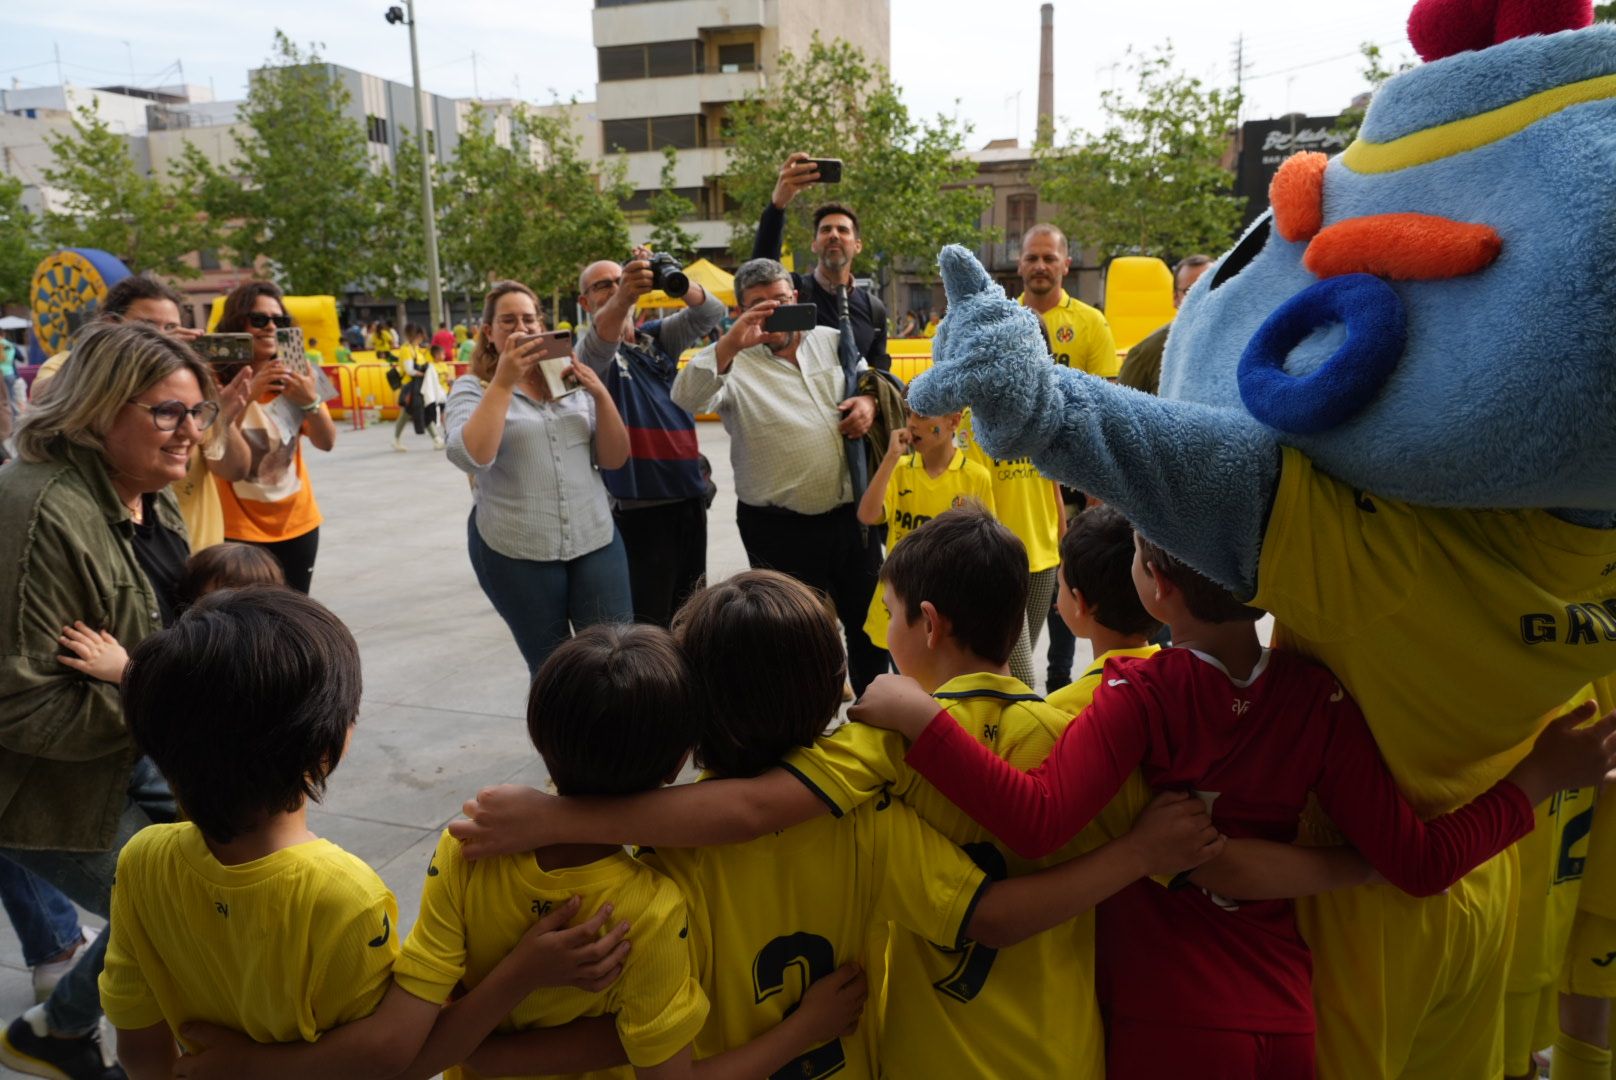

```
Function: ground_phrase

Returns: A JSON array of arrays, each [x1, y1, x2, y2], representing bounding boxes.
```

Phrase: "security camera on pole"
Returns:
[[385, 2, 445, 330]]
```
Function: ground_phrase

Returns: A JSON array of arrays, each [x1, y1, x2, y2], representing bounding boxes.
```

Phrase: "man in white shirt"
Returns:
[[672, 258, 889, 692]]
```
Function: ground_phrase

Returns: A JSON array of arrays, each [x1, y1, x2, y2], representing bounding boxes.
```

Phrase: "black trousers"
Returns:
[[229, 527, 319, 594], [615, 497, 708, 628], [736, 501, 889, 695]]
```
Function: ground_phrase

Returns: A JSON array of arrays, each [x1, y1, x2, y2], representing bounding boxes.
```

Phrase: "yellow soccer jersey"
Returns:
[[1046, 645, 1162, 717], [958, 412, 1061, 573], [643, 792, 988, 1080], [1257, 448, 1616, 818], [783, 673, 1151, 1080], [99, 823, 396, 1044], [1018, 291, 1120, 378], [863, 450, 996, 648], [393, 831, 706, 1079], [1573, 675, 1616, 924]]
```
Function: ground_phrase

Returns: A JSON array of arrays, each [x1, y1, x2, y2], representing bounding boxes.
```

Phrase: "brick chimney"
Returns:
[[1037, 4, 1055, 146]]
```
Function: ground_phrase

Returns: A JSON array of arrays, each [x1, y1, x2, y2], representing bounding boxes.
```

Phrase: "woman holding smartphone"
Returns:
[[446, 280, 632, 673], [211, 280, 336, 593]]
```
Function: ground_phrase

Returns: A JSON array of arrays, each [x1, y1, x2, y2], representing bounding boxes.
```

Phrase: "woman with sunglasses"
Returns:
[[211, 281, 336, 593], [0, 322, 203, 1075]]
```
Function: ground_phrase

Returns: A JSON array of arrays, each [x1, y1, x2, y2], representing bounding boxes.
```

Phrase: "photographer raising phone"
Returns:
[[446, 280, 632, 674]]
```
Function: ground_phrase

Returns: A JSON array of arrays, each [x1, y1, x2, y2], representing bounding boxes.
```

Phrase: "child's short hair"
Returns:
[[673, 570, 845, 779], [527, 623, 696, 798], [1134, 533, 1267, 624], [176, 542, 286, 609], [879, 503, 1028, 665], [122, 587, 361, 844], [1060, 507, 1162, 637]]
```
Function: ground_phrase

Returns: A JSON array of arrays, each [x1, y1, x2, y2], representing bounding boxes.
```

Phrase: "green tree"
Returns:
[[646, 146, 698, 265], [0, 176, 44, 306], [186, 32, 377, 296], [721, 35, 992, 289], [368, 128, 430, 303], [1334, 42, 1417, 142], [1596, 2, 1615, 21], [1034, 45, 1243, 261], [42, 104, 214, 277]]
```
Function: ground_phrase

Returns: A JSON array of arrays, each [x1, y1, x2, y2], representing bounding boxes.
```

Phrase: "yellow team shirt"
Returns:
[[958, 412, 1061, 573], [99, 824, 396, 1044], [1018, 291, 1119, 378], [1046, 644, 1162, 717], [783, 673, 1151, 1080], [393, 830, 707, 1079], [863, 450, 996, 648], [642, 789, 988, 1080]]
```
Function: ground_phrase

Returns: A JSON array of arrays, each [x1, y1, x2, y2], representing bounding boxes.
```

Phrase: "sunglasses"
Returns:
[[127, 399, 220, 433], [247, 313, 294, 329]]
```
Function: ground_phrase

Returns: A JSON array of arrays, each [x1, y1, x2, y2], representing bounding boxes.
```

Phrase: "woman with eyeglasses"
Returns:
[[446, 280, 632, 674], [211, 280, 336, 593], [0, 322, 201, 1071]]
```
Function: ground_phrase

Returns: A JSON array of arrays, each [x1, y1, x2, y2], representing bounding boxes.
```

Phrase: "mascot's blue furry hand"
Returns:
[[908, 246, 1059, 461]]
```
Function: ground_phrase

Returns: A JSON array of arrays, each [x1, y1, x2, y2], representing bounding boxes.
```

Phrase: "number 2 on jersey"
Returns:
[[753, 931, 845, 1079]]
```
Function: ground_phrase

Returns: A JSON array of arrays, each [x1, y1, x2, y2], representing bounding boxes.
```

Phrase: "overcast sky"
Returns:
[[2, 0, 1419, 143]]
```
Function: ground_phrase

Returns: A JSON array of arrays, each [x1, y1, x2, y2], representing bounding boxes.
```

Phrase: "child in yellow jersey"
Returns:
[[451, 527, 1228, 1080], [856, 405, 994, 650], [1045, 506, 1164, 717], [99, 589, 633, 1080]]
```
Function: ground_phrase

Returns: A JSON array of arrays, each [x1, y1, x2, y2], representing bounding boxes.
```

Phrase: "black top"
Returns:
[[130, 493, 189, 627], [753, 203, 890, 371]]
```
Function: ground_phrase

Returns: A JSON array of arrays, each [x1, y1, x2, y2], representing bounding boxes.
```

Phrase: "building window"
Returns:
[[366, 114, 389, 145], [604, 115, 705, 153], [598, 46, 644, 82], [717, 43, 756, 72], [651, 115, 701, 150], [621, 187, 705, 214], [598, 40, 702, 81], [1005, 194, 1037, 256], [603, 118, 650, 153], [197, 248, 221, 271]]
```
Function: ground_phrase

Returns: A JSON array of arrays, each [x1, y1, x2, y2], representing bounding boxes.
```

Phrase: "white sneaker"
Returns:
[[432, 436, 445, 450], [392, 438, 408, 452], [31, 928, 98, 1004]]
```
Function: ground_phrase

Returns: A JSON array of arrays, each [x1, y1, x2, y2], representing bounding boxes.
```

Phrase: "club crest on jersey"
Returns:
[[1055, 325, 1075, 343], [1232, 698, 1252, 715]]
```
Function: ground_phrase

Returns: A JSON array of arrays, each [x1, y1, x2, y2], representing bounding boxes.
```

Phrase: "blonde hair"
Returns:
[[473, 280, 542, 382], [16, 323, 217, 464]]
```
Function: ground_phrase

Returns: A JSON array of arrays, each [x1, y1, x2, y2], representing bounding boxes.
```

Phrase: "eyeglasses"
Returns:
[[247, 313, 294, 329], [585, 277, 621, 296], [495, 314, 543, 330], [127, 399, 220, 433]]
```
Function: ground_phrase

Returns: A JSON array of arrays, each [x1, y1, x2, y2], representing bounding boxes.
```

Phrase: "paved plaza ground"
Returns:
[[0, 414, 1070, 1073]]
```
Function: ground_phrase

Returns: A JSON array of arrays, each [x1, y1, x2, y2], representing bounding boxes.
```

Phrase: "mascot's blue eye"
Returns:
[[1209, 215, 1272, 292]]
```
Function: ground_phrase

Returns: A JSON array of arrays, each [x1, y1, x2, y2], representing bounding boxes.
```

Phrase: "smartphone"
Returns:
[[807, 157, 843, 184], [521, 329, 573, 360], [275, 326, 309, 374], [763, 304, 818, 333], [538, 355, 582, 398], [192, 333, 255, 367]]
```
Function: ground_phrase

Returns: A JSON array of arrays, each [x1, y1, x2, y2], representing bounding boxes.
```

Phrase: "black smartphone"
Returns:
[[763, 304, 818, 333], [808, 157, 843, 184], [193, 333, 255, 367]]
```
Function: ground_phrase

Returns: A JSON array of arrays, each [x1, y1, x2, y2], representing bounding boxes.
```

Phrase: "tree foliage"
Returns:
[[647, 146, 698, 265], [1034, 45, 1242, 262], [1333, 43, 1417, 142], [1596, 2, 1615, 21], [0, 176, 44, 307], [184, 32, 377, 296], [43, 104, 214, 278], [368, 129, 430, 302], [722, 35, 992, 286]]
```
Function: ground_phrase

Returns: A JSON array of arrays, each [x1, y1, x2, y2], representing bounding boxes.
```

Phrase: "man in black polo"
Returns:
[[751, 152, 890, 371]]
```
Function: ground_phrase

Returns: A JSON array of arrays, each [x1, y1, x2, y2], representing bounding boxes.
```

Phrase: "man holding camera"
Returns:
[[576, 246, 724, 627], [672, 257, 890, 694], [752, 152, 890, 372]]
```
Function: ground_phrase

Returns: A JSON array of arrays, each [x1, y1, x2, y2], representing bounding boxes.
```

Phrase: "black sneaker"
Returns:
[[0, 1006, 126, 1079]]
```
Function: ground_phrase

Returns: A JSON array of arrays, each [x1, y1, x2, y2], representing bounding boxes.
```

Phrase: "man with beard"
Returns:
[[1018, 223, 1117, 377], [751, 152, 890, 372]]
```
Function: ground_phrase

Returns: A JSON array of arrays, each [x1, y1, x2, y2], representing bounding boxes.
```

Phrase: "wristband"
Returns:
[[299, 399, 323, 414]]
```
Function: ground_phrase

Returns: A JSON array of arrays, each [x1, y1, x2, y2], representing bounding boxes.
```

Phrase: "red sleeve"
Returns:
[[904, 674, 1152, 859], [1312, 698, 1534, 897]]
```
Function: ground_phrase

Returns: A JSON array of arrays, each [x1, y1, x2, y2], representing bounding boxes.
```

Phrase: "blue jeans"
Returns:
[[0, 858, 82, 968], [0, 757, 175, 1036], [467, 511, 633, 675]]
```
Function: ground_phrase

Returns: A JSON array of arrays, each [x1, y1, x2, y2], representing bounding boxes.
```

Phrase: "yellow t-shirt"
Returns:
[[98, 824, 396, 1044], [643, 792, 988, 1080], [1257, 447, 1616, 818], [1019, 291, 1119, 378], [782, 673, 1151, 1080], [393, 831, 706, 1078], [863, 450, 996, 648], [1046, 644, 1162, 717], [1575, 675, 1616, 923], [958, 412, 1061, 572]]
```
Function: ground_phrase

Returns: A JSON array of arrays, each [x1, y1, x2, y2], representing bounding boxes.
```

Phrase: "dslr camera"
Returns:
[[641, 251, 689, 297]]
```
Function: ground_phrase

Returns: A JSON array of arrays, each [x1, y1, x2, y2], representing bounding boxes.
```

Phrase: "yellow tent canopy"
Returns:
[[636, 258, 736, 309]]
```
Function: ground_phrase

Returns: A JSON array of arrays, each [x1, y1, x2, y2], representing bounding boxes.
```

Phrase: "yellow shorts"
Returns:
[[1502, 985, 1558, 1077], [1299, 848, 1519, 1080], [1562, 910, 1616, 999]]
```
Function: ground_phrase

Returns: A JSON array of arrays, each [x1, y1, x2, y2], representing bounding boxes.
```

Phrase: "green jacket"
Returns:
[[0, 442, 184, 852]]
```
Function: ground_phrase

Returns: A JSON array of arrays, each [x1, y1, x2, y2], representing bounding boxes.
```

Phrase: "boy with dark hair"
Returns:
[[852, 528, 1616, 1078], [450, 512, 1219, 1079], [104, 589, 632, 1080]]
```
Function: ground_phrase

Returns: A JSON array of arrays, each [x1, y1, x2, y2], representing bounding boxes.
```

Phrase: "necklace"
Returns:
[[126, 497, 144, 526]]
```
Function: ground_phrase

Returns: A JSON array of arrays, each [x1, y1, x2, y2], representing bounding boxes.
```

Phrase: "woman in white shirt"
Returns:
[[445, 281, 632, 673]]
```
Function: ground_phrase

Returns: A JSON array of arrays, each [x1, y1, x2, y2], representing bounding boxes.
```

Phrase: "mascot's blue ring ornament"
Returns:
[[1236, 273, 1407, 436], [28, 248, 131, 364]]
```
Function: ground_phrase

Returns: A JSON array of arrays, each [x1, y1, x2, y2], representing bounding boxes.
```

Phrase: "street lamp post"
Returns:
[[387, 1, 445, 330]]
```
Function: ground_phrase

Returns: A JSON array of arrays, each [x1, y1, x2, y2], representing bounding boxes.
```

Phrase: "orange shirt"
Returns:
[[215, 398, 323, 543]]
